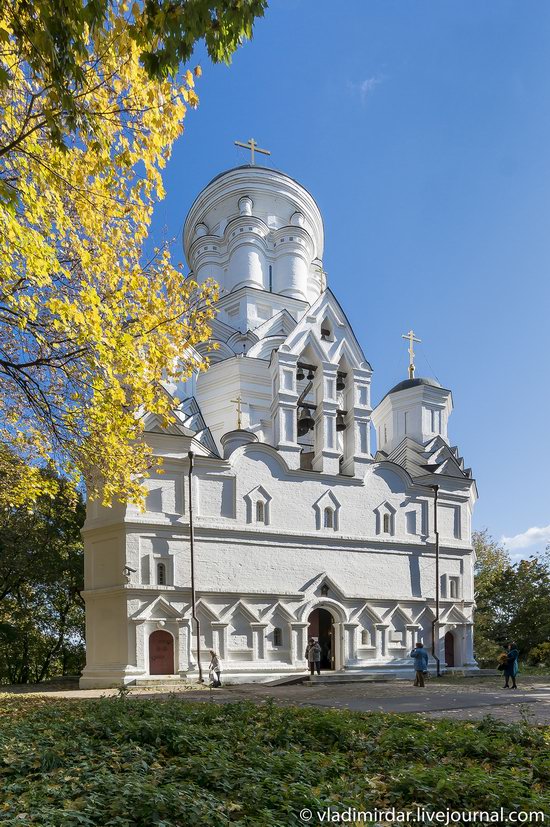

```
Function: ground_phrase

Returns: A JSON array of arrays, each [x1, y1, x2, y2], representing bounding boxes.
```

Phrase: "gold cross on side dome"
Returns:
[[230, 396, 244, 430], [401, 329, 422, 380]]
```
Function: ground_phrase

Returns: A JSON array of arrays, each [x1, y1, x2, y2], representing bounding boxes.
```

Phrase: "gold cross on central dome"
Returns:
[[402, 329, 421, 380], [234, 137, 271, 165]]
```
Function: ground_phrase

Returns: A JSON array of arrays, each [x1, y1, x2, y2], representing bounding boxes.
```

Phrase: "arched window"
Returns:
[[273, 627, 282, 647], [256, 500, 265, 523], [324, 507, 334, 529], [383, 513, 390, 534], [361, 629, 370, 645], [157, 562, 166, 586]]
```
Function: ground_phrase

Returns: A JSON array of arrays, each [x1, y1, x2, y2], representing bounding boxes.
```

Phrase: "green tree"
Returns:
[[1, 0, 267, 144], [473, 530, 550, 663], [0, 467, 85, 684]]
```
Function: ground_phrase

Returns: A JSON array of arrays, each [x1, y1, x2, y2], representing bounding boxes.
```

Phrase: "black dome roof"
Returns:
[[387, 377, 442, 395], [379, 377, 444, 404]]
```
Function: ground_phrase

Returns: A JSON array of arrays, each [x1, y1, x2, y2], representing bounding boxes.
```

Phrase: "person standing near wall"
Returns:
[[410, 640, 429, 687], [305, 637, 322, 676], [209, 650, 222, 687]]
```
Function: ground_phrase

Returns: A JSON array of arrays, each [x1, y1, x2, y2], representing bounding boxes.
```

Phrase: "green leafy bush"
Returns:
[[0, 696, 548, 826], [527, 642, 550, 667]]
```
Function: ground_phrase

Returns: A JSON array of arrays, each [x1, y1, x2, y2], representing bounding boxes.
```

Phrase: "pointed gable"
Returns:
[[280, 289, 371, 370], [253, 309, 297, 339]]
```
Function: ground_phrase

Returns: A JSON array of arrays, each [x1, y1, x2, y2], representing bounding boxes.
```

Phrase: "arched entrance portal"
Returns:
[[308, 608, 335, 670], [149, 630, 174, 675], [444, 631, 455, 667]]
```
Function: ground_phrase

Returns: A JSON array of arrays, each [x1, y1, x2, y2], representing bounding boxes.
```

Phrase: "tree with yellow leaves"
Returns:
[[0, 3, 263, 508]]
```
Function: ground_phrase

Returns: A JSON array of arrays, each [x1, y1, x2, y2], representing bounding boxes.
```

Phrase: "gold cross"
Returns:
[[230, 396, 244, 429], [401, 329, 421, 380], [234, 137, 271, 165]]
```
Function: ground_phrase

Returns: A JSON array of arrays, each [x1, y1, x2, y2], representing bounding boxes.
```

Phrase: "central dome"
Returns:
[[182, 165, 325, 303]]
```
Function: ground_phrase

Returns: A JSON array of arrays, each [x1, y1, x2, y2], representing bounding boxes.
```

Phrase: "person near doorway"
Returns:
[[208, 649, 222, 687], [503, 642, 519, 689], [410, 640, 429, 687], [305, 637, 322, 676]]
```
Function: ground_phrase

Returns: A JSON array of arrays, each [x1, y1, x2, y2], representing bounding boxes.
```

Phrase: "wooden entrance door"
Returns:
[[149, 630, 174, 675], [444, 632, 455, 667]]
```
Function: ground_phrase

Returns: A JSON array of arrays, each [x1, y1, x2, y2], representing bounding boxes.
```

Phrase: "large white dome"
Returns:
[[183, 165, 325, 303]]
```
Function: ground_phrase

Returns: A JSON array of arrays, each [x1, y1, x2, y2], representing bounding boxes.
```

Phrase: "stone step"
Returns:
[[134, 676, 189, 687], [308, 671, 409, 684], [264, 674, 310, 687]]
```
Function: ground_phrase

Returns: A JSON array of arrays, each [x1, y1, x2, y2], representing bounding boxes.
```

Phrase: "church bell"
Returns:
[[336, 372, 346, 392], [297, 408, 315, 436], [296, 365, 305, 381], [336, 410, 347, 432]]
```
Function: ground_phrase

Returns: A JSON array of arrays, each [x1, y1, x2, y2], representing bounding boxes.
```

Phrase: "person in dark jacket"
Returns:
[[410, 641, 429, 687], [503, 642, 519, 689], [305, 638, 322, 676]]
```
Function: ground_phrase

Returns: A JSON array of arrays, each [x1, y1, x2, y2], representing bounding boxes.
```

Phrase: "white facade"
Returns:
[[81, 164, 478, 687]]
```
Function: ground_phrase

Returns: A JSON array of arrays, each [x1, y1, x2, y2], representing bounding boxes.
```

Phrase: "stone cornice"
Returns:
[[82, 518, 474, 557]]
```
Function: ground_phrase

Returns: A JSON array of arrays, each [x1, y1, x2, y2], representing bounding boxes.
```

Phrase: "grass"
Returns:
[[0, 694, 549, 826]]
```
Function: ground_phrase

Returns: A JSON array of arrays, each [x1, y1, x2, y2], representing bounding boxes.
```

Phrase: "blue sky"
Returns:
[[149, 1, 550, 559]]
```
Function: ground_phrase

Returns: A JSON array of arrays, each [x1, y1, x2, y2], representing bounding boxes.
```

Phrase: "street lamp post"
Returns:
[[187, 450, 204, 683]]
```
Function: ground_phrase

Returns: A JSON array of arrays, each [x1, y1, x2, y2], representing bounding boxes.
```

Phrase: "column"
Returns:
[[463, 622, 475, 666], [312, 363, 340, 474], [290, 622, 309, 667], [250, 623, 268, 661], [341, 366, 373, 478], [270, 351, 301, 469], [332, 621, 345, 670], [375, 623, 389, 659], [177, 618, 191, 673], [407, 624, 422, 652], [343, 622, 359, 665], [211, 622, 229, 660], [134, 621, 146, 672]]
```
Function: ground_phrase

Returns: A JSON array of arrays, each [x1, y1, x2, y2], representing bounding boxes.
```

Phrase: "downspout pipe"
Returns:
[[430, 484, 441, 677], [188, 451, 204, 683]]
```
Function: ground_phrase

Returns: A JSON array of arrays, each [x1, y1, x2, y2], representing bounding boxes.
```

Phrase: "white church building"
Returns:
[[80, 159, 478, 687]]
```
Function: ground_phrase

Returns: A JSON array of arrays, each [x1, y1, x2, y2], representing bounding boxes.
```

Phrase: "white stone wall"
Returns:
[[81, 444, 476, 687]]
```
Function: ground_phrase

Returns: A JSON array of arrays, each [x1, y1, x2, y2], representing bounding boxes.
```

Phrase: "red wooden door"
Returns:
[[149, 630, 174, 675], [444, 632, 455, 667]]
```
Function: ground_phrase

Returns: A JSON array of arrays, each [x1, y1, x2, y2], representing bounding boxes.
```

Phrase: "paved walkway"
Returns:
[[3, 676, 550, 724]]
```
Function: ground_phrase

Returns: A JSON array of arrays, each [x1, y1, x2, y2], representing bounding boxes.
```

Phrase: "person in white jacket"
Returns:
[[209, 650, 222, 687]]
